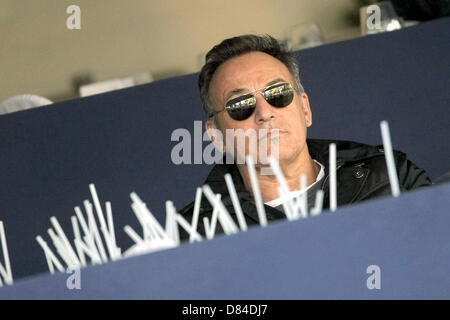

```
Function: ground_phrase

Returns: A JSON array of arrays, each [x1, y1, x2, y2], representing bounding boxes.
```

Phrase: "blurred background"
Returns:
[[1, 0, 449, 105]]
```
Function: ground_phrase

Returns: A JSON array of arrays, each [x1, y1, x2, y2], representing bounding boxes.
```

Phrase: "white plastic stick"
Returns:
[[50, 217, 80, 266], [37, 239, 58, 274], [49, 219, 79, 266], [75, 205, 102, 263], [130, 193, 168, 240], [48, 236, 71, 268], [74, 238, 100, 264], [73, 241, 86, 267], [106, 202, 115, 244], [100, 226, 115, 259], [268, 156, 295, 219], [164, 201, 174, 242], [81, 236, 102, 264], [131, 202, 150, 240], [89, 184, 109, 236], [310, 190, 324, 216], [278, 187, 294, 221], [105, 201, 120, 258], [36, 236, 65, 274], [202, 185, 239, 234], [84, 200, 108, 263], [329, 143, 337, 212], [224, 174, 248, 231], [89, 184, 116, 258], [0, 221, 13, 285], [71, 216, 81, 243], [89, 184, 116, 259], [71, 216, 86, 267], [0, 270, 6, 286], [203, 217, 211, 239], [268, 156, 290, 193], [212, 191, 235, 233], [74, 206, 91, 238], [207, 194, 221, 239], [0, 264, 7, 284], [36, 235, 56, 274], [135, 202, 162, 241], [145, 205, 168, 240], [247, 156, 268, 226], [170, 201, 181, 244], [189, 188, 203, 242], [124, 225, 144, 244], [131, 203, 153, 241], [47, 228, 77, 267], [298, 174, 308, 218], [380, 121, 401, 197], [175, 214, 203, 242], [165, 201, 180, 245], [201, 186, 229, 232]]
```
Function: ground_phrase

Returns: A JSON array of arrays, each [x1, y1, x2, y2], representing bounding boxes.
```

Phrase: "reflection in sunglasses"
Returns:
[[223, 83, 294, 121]]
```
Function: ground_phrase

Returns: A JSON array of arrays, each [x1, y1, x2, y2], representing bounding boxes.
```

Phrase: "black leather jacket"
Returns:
[[179, 139, 432, 238]]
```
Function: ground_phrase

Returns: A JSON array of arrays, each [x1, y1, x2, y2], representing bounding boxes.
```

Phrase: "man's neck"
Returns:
[[237, 147, 320, 203]]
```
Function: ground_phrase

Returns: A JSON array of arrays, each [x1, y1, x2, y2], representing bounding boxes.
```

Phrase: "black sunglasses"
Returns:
[[209, 82, 295, 121]]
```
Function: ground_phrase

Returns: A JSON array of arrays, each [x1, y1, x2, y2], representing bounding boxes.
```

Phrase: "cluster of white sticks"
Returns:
[[25, 120, 400, 277], [35, 184, 121, 274], [0, 221, 13, 287]]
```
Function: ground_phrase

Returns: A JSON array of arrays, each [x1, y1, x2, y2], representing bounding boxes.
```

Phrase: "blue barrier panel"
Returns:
[[0, 183, 448, 299], [0, 18, 449, 281]]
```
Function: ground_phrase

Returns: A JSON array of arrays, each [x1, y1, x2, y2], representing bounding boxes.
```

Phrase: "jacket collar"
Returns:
[[202, 138, 383, 210]]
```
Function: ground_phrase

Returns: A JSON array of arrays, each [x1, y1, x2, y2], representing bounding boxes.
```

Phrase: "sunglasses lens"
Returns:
[[264, 83, 294, 108], [226, 94, 256, 121], [223, 83, 294, 121], [228, 107, 255, 121]]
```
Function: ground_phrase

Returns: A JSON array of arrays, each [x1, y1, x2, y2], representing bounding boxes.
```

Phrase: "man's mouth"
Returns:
[[259, 129, 286, 141]]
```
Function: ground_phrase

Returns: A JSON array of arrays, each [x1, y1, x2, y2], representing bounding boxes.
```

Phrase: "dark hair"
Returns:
[[198, 34, 304, 121]]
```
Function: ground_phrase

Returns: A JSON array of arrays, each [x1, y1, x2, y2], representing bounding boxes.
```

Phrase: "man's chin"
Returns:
[[231, 140, 298, 165]]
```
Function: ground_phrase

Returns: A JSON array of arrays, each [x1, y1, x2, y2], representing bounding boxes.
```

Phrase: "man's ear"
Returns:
[[205, 119, 225, 152], [301, 92, 313, 127]]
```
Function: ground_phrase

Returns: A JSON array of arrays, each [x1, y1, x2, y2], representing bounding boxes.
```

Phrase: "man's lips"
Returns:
[[259, 129, 287, 140]]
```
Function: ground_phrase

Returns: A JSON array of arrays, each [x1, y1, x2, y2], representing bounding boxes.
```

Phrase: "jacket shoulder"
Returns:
[[309, 138, 431, 193]]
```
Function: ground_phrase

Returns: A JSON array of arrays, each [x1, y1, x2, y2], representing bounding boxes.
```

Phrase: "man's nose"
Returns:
[[254, 94, 274, 123]]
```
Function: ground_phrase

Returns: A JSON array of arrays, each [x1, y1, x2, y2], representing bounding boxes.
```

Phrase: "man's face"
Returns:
[[207, 51, 312, 167]]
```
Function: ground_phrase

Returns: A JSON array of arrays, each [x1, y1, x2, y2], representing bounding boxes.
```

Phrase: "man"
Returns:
[[180, 34, 431, 237]]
